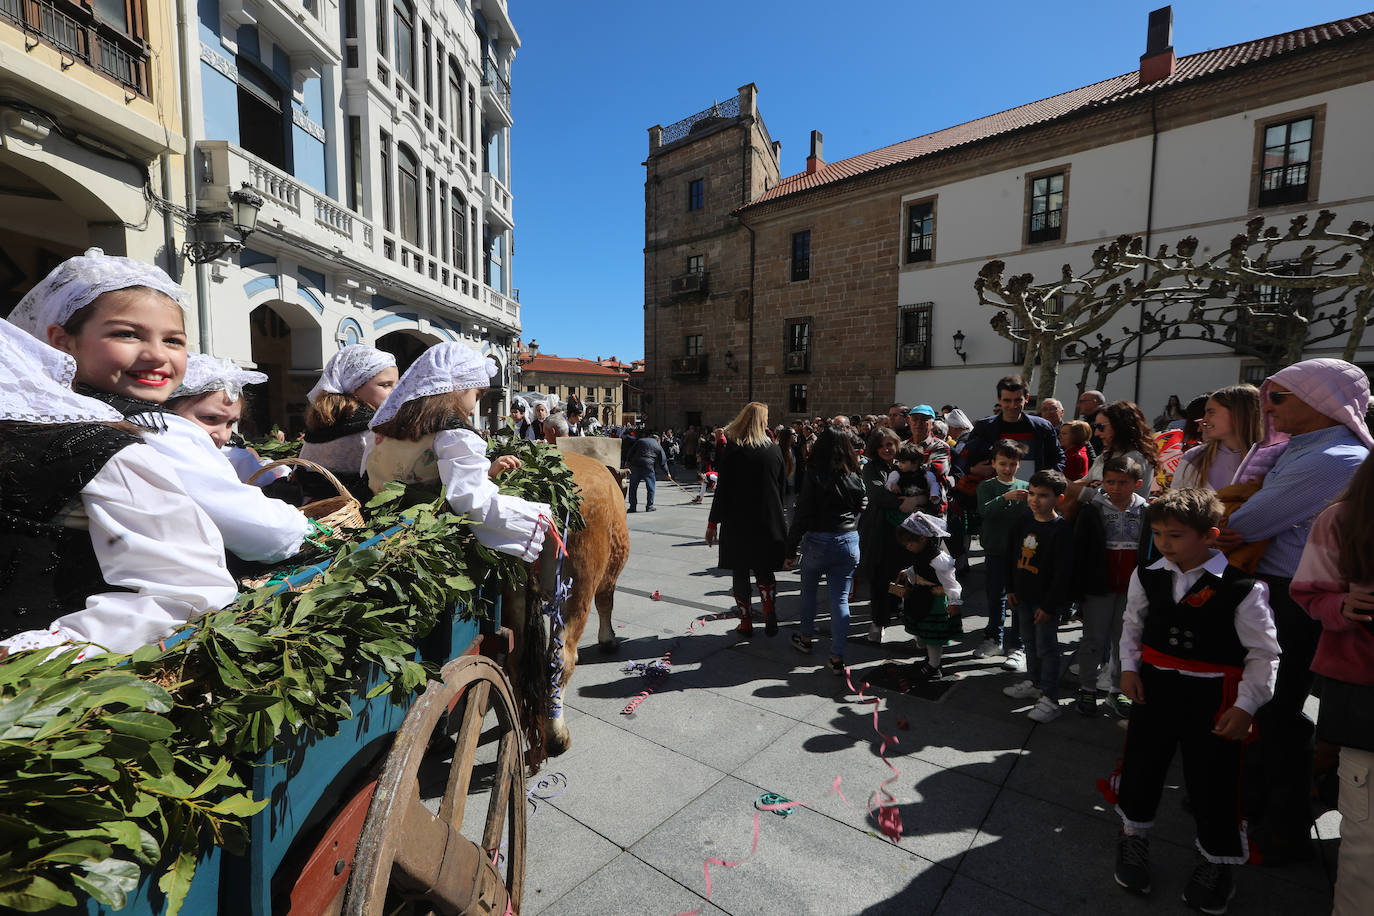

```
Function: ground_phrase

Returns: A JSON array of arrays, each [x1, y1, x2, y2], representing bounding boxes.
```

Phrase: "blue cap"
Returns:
[[907, 404, 936, 418]]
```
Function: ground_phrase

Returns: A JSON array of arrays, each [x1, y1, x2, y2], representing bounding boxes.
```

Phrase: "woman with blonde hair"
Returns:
[[706, 402, 787, 635], [1170, 384, 1262, 490]]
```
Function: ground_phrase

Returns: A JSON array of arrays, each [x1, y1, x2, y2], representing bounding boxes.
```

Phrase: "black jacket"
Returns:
[[786, 469, 867, 555], [708, 442, 787, 571]]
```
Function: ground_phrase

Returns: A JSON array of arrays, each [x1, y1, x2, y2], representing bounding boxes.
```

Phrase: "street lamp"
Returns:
[[952, 329, 968, 363], [183, 183, 265, 264]]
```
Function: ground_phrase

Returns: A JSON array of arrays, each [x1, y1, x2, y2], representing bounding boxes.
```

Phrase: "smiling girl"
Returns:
[[1170, 385, 1261, 491], [10, 250, 310, 565]]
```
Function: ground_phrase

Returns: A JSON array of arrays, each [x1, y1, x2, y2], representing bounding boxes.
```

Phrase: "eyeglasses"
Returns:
[[1267, 390, 1296, 405], [1093, 423, 1109, 431]]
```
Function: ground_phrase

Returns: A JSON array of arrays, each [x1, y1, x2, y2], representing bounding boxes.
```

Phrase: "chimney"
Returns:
[[1139, 6, 1175, 84], [806, 130, 825, 175], [528, 339, 539, 356]]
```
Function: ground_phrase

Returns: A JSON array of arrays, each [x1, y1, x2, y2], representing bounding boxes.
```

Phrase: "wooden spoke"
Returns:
[[344, 656, 526, 916]]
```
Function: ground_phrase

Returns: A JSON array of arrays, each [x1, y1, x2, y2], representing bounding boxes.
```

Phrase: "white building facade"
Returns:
[[187, 0, 520, 433]]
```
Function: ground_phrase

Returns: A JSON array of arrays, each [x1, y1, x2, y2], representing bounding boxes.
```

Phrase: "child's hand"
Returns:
[[1004, 489, 1028, 502], [1213, 706, 1253, 741], [1033, 608, 1052, 624], [1120, 670, 1145, 704], [488, 455, 522, 478], [896, 570, 910, 584], [947, 603, 960, 617]]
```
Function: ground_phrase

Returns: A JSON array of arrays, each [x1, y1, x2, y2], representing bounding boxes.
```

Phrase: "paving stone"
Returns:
[[931, 874, 1051, 915], [538, 852, 728, 916]]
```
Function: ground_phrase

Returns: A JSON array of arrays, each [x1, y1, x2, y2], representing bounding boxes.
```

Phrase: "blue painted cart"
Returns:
[[80, 534, 528, 916]]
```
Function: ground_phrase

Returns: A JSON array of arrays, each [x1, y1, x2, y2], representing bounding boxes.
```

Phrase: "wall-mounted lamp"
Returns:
[[723, 349, 739, 372], [182, 183, 265, 264], [952, 329, 968, 363]]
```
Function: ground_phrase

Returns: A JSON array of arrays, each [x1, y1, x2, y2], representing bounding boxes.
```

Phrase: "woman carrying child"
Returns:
[[858, 428, 925, 645], [0, 320, 236, 661], [365, 342, 547, 562], [299, 344, 397, 501], [10, 250, 312, 565], [893, 512, 963, 681]]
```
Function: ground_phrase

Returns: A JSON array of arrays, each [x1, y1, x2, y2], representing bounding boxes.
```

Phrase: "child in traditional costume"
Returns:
[[365, 342, 549, 562], [0, 320, 236, 661], [9, 249, 310, 565], [300, 345, 397, 501], [894, 511, 963, 681]]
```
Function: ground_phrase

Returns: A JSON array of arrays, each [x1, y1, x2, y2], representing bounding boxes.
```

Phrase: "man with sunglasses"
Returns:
[[1218, 358, 1372, 864], [886, 402, 912, 441]]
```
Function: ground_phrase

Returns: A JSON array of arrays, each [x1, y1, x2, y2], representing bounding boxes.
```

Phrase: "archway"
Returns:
[[248, 300, 326, 437], [376, 329, 439, 375]]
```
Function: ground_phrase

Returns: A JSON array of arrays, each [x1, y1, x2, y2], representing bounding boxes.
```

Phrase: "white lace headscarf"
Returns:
[[307, 345, 397, 403], [370, 343, 496, 428], [0, 317, 122, 423], [172, 353, 268, 403], [8, 248, 189, 340], [901, 511, 950, 540]]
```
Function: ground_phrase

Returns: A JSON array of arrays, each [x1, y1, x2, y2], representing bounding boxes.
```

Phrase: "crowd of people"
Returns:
[[685, 368, 1373, 916]]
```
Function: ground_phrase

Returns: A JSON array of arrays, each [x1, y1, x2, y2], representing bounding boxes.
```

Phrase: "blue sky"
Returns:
[[508, 0, 1368, 362]]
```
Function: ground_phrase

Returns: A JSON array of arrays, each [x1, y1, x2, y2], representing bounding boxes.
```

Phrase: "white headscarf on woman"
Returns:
[[370, 343, 496, 428], [8, 248, 188, 339], [307, 345, 397, 404], [0, 317, 122, 423], [173, 354, 267, 402]]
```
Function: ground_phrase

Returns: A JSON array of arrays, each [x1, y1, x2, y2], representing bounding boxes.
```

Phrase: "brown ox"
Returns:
[[505, 450, 629, 761]]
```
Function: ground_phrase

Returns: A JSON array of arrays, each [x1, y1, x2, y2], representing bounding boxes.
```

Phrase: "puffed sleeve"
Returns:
[[931, 551, 963, 605], [138, 414, 310, 563], [1, 444, 239, 658], [434, 429, 551, 562], [222, 444, 287, 487]]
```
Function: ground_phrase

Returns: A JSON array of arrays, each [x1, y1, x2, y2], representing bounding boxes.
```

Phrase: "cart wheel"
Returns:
[[345, 655, 526, 916]]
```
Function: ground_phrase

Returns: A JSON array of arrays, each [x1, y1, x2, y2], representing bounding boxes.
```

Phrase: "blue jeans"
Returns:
[[982, 555, 1022, 651], [1016, 602, 1063, 700], [628, 467, 656, 509], [798, 531, 860, 660]]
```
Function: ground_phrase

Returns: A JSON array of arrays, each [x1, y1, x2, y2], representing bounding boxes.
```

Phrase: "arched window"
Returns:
[[392, 0, 415, 86], [450, 190, 466, 270], [397, 144, 420, 245]]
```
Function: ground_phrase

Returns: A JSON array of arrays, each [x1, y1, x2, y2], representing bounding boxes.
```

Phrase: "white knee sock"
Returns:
[[927, 646, 943, 667]]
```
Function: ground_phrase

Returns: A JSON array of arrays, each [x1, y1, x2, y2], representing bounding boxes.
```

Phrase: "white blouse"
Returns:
[[903, 550, 964, 606], [222, 444, 289, 487], [434, 428, 550, 562], [0, 444, 238, 659], [135, 412, 310, 563]]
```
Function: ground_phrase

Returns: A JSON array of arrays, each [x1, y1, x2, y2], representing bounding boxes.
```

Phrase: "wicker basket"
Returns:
[[248, 457, 365, 532]]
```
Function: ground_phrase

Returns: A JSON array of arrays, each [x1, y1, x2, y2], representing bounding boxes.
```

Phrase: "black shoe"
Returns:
[[627, 507, 637, 513], [646, 506, 657, 512], [911, 661, 944, 681], [1075, 688, 1098, 717], [1114, 834, 1151, 895], [1182, 857, 1233, 914]]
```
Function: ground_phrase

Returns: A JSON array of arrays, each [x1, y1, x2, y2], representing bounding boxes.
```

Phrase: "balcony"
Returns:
[[481, 56, 512, 126], [195, 141, 519, 332], [483, 172, 514, 231], [784, 350, 810, 373], [669, 269, 708, 299], [0, 0, 149, 96], [670, 355, 708, 379]]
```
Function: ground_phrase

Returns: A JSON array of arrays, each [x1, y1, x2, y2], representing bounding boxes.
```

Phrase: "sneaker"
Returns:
[[973, 638, 1001, 659], [1002, 679, 1041, 700], [1028, 695, 1062, 722], [1182, 857, 1233, 914], [646, 506, 657, 512], [790, 632, 813, 655], [1114, 834, 1151, 894], [1105, 692, 1133, 719], [1001, 648, 1027, 672], [1075, 688, 1098, 717]]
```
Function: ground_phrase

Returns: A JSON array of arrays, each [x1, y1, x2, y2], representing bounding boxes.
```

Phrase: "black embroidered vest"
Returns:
[[1138, 563, 1254, 669], [74, 384, 169, 431], [0, 422, 140, 638]]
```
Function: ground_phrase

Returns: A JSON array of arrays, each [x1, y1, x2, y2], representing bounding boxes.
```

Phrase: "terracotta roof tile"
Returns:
[[519, 354, 628, 377], [742, 12, 1374, 210]]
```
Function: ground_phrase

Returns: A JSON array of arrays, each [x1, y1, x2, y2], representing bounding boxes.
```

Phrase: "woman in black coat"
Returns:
[[706, 402, 786, 635]]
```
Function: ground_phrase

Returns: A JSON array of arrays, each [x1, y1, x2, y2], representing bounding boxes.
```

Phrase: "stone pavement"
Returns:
[[516, 485, 1340, 916]]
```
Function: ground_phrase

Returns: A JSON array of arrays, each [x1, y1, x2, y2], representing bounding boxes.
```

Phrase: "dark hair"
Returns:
[[896, 441, 924, 465], [371, 390, 469, 440], [1181, 394, 1208, 441], [1095, 401, 1159, 464], [1147, 487, 1223, 533], [996, 374, 1027, 396], [1028, 469, 1068, 496], [865, 426, 899, 458], [808, 427, 859, 476], [993, 438, 1028, 461], [1336, 453, 1374, 583], [1102, 455, 1143, 481]]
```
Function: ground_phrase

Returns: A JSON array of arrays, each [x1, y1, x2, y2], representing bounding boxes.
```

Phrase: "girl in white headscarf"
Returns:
[[364, 342, 548, 561], [9, 249, 311, 565], [0, 320, 237, 661], [299, 345, 397, 500], [166, 353, 288, 487]]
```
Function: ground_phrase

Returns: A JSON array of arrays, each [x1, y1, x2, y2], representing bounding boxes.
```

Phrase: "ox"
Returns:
[[504, 450, 629, 762]]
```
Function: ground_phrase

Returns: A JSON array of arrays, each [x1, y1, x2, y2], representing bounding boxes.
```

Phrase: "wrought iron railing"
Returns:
[[1028, 208, 1063, 243], [661, 95, 741, 145], [0, 0, 148, 95]]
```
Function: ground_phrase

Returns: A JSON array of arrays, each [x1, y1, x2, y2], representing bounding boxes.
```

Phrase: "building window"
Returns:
[[791, 230, 811, 282], [380, 131, 393, 232], [1027, 171, 1065, 244], [684, 334, 702, 356], [425, 169, 437, 256], [421, 24, 432, 105], [906, 200, 935, 263], [687, 178, 704, 211], [450, 190, 466, 270], [1240, 363, 1267, 386], [897, 303, 932, 370], [785, 318, 811, 373], [448, 60, 463, 141], [346, 116, 363, 210], [604, 387, 615, 401], [397, 143, 420, 245], [1258, 116, 1314, 207], [686, 254, 704, 275], [236, 57, 288, 171], [392, 0, 415, 86], [789, 384, 808, 414]]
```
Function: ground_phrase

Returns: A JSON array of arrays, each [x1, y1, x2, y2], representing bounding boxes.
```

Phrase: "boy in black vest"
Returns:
[[1112, 488, 1279, 914]]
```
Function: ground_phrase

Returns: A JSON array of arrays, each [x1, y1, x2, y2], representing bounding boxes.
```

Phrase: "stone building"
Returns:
[[644, 10, 1374, 426], [517, 344, 626, 427], [642, 84, 780, 429]]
